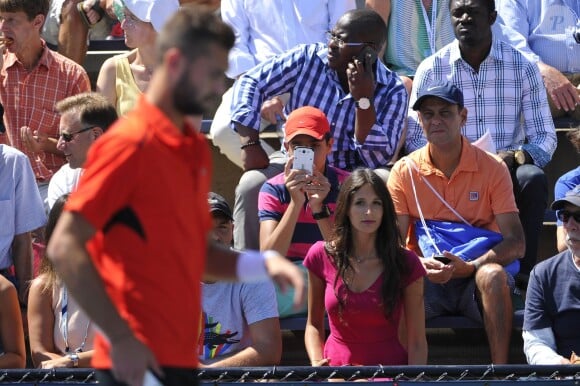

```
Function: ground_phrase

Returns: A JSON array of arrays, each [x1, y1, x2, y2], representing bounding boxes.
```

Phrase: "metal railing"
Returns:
[[0, 365, 579, 385]]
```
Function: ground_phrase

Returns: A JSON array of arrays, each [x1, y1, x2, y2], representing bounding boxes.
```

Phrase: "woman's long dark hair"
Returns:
[[325, 168, 409, 318], [39, 194, 69, 292]]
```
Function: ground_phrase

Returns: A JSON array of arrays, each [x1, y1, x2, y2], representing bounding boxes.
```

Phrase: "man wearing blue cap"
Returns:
[[388, 82, 525, 363], [523, 185, 580, 364]]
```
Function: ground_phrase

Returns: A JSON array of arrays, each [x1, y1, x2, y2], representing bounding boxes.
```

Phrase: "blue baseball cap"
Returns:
[[412, 82, 464, 110], [551, 185, 580, 210]]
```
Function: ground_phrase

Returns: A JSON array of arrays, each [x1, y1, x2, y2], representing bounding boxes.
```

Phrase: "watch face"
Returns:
[[514, 150, 526, 165], [357, 98, 371, 110]]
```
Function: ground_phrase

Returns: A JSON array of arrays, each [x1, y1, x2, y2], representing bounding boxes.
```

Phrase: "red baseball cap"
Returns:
[[285, 106, 330, 141]]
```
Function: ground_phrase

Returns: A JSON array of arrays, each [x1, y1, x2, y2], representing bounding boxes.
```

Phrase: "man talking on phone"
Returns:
[[229, 8, 408, 251], [258, 106, 350, 317]]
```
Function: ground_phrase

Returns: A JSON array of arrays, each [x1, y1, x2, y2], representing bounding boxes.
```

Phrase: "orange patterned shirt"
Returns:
[[0, 42, 90, 181]]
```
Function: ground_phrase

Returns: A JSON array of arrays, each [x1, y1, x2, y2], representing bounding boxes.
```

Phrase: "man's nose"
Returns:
[[56, 136, 66, 151]]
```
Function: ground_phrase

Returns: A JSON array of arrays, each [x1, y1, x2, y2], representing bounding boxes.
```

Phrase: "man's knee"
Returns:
[[475, 263, 509, 294], [235, 169, 269, 202], [516, 164, 547, 190]]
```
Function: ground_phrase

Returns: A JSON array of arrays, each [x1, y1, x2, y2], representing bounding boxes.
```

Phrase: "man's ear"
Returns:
[[91, 127, 104, 140], [32, 14, 45, 31], [459, 107, 468, 127], [489, 10, 497, 26], [325, 137, 334, 155]]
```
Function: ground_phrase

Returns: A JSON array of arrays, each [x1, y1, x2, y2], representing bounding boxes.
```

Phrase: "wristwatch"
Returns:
[[514, 149, 530, 166], [355, 97, 371, 110], [312, 205, 331, 220], [68, 352, 79, 367]]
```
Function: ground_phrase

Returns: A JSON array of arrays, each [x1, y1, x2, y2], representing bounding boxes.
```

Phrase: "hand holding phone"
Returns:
[[357, 46, 377, 74], [293, 146, 314, 174], [433, 255, 451, 265]]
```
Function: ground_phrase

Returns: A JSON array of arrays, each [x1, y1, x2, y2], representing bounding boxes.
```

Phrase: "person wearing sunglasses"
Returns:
[[46, 92, 118, 210], [554, 128, 580, 252], [523, 184, 580, 364]]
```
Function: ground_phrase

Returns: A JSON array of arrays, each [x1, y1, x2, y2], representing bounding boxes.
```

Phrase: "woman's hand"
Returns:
[[311, 358, 329, 366]]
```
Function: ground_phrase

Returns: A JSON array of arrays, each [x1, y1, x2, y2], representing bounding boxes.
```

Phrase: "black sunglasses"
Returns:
[[557, 210, 580, 223], [59, 126, 96, 142]]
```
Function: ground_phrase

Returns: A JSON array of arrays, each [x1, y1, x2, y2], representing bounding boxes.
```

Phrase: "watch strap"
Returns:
[[312, 205, 331, 220]]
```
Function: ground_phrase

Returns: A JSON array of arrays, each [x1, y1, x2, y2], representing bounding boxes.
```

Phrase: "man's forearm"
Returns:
[[235, 123, 260, 144], [11, 232, 33, 304]]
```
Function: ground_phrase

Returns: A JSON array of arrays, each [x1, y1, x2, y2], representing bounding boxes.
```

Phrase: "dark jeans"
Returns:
[[512, 164, 548, 277], [96, 368, 198, 386]]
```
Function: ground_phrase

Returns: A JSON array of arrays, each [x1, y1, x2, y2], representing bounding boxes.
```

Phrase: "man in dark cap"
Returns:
[[523, 185, 580, 364], [388, 82, 525, 364]]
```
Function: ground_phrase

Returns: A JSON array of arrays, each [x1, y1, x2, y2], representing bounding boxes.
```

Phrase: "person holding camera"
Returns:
[[258, 106, 350, 317]]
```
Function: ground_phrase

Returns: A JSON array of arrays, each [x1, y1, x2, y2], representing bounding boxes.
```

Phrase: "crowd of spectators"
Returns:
[[0, 0, 578, 372]]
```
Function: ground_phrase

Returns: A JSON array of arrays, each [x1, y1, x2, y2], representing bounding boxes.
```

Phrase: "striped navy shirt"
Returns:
[[406, 38, 557, 168], [231, 43, 408, 171]]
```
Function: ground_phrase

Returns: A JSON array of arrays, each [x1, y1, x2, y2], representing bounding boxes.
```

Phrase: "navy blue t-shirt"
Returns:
[[524, 250, 580, 358]]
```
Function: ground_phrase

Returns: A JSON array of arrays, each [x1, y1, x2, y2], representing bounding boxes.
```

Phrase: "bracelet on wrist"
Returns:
[[240, 140, 260, 150], [67, 352, 79, 367]]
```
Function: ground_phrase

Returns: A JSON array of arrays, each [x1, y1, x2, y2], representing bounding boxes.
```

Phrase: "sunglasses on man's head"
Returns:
[[557, 210, 580, 223], [59, 126, 96, 142]]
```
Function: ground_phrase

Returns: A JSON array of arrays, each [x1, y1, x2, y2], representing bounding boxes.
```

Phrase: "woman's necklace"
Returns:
[[352, 253, 377, 264]]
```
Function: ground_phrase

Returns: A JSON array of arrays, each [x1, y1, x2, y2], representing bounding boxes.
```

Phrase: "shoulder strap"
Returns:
[[405, 157, 471, 226]]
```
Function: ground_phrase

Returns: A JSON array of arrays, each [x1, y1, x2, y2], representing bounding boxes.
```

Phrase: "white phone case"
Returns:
[[293, 147, 314, 174]]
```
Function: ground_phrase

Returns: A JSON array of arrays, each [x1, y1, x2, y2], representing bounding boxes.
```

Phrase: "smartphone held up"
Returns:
[[293, 146, 314, 175]]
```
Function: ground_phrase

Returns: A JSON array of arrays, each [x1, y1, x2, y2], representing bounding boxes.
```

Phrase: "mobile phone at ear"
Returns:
[[357, 46, 377, 73], [293, 146, 314, 174], [433, 255, 451, 265]]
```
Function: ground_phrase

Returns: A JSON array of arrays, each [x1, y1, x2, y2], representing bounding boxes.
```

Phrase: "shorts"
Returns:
[[424, 272, 515, 323]]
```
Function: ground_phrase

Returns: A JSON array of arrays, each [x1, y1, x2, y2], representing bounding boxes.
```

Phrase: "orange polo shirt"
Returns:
[[387, 137, 518, 256], [66, 96, 212, 368]]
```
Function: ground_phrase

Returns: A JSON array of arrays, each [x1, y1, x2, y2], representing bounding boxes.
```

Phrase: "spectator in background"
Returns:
[[523, 185, 580, 364], [210, 0, 356, 169], [42, 0, 114, 65], [497, 0, 580, 120], [384, 0, 530, 94], [406, 0, 557, 290], [47, 92, 118, 209], [304, 168, 427, 366], [389, 82, 525, 364], [96, 0, 179, 116], [231, 8, 407, 250], [200, 192, 281, 367], [0, 144, 47, 307], [0, 0, 91, 203], [29, 194, 98, 369], [555, 128, 580, 252], [258, 107, 350, 317]]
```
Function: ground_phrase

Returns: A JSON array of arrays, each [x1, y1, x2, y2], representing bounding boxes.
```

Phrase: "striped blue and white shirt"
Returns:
[[406, 37, 557, 168], [231, 43, 408, 170], [497, 0, 580, 73]]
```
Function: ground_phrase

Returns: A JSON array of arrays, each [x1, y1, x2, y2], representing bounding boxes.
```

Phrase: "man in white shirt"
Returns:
[[47, 92, 118, 209]]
